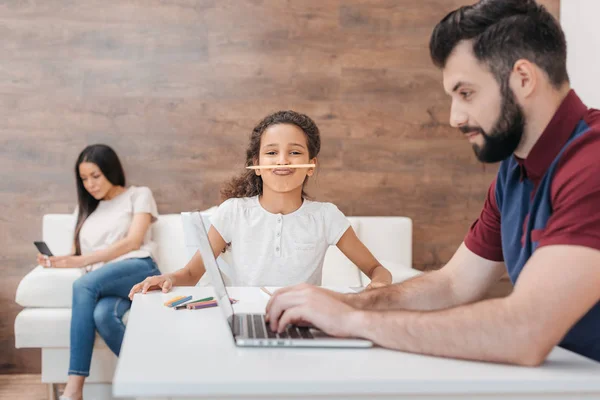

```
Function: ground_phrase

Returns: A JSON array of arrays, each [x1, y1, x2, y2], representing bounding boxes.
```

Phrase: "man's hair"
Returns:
[[429, 0, 569, 90]]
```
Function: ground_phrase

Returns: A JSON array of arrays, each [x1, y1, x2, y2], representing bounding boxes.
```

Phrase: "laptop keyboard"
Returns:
[[246, 314, 313, 340]]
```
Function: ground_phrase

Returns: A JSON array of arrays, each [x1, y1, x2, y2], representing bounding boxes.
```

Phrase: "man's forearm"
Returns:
[[350, 297, 545, 366], [348, 270, 459, 311]]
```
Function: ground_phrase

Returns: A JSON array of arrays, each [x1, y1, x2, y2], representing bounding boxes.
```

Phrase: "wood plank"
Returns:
[[0, 374, 49, 400]]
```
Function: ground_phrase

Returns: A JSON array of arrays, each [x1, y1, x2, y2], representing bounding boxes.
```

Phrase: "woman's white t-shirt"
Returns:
[[79, 186, 159, 270], [210, 196, 351, 286]]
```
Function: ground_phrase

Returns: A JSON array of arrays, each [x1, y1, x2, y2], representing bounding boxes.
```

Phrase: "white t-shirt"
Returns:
[[79, 186, 159, 269], [210, 196, 351, 286]]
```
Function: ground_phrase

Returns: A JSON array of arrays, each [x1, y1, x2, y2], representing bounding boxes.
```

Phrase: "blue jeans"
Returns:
[[69, 257, 159, 376]]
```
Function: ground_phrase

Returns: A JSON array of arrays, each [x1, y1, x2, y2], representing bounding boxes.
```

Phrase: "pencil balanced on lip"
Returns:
[[246, 164, 316, 170]]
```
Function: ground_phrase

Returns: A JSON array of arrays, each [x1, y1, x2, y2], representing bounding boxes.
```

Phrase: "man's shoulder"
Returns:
[[584, 107, 600, 131], [557, 125, 600, 173], [552, 125, 600, 196]]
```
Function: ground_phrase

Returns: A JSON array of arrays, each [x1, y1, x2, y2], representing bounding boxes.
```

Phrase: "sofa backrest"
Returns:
[[42, 213, 412, 287]]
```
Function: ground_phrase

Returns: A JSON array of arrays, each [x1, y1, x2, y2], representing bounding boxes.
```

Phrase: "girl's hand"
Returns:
[[46, 255, 87, 269], [365, 280, 390, 290], [129, 275, 174, 300]]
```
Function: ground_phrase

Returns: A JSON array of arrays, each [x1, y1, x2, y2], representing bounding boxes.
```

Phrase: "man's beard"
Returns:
[[460, 89, 525, 163]]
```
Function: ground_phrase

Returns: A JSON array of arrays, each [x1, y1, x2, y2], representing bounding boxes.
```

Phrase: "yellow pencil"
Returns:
[[260, 287, 273, 297], [163, 295, 186, 306]]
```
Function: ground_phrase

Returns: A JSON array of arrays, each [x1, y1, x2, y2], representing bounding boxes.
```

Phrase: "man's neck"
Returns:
[[514, 84, 571, 159]]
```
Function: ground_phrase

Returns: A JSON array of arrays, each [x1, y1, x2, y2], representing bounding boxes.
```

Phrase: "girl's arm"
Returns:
[[336, 227, 392, 289], [167, 226, 228, 286], [129, 226, 228, 297], [48, 212, 153, 268]]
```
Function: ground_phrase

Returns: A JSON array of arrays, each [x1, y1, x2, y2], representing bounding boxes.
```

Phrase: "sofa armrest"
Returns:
[[15, 265, 85, 308]]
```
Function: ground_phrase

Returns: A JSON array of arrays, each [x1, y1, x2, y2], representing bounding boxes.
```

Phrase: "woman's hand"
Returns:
[[42, 255, 87, 269], [129, 274, 174, 300], [37, 253, 49, 267]]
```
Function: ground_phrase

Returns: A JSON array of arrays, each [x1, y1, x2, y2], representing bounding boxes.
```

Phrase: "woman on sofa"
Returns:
[[36, 144, 161, 400]]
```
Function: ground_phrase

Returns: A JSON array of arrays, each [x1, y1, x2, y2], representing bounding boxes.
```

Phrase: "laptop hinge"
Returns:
[[230, 315, 240, 336]]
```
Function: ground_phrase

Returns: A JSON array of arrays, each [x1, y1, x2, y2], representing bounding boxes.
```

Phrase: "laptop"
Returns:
[[181, 211, 373, 348]]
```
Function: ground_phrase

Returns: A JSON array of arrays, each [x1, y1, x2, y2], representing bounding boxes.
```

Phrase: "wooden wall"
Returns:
[[0, 0, 560, 373]]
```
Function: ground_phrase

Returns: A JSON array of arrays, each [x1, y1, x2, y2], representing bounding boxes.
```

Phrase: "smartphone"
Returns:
[[34, 241, 53, 257]]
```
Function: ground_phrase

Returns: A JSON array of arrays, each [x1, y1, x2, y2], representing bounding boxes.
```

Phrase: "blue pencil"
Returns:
[[168, 295, 192, 307]]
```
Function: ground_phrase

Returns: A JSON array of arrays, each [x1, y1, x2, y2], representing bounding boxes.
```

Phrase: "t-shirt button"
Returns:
[[276, 247, 280, 251], [277, 218, 281, 223], [276, 232, 280, 237]]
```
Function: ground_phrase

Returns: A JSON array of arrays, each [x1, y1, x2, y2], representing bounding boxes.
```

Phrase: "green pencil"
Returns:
[[186, 296, 214, 305]]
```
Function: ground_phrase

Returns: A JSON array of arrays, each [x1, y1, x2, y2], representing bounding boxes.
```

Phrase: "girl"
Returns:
[[129, 110, 391, 298], [37, 144, 161, 400]]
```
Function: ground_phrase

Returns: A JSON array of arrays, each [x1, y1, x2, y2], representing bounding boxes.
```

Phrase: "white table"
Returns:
[[114, 287, 600, 400]]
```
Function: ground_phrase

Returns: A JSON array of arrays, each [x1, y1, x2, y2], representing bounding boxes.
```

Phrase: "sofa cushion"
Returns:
[[321, 220, 362, 287], [15, 266, 85, 308], [15, 308, 126, 349]]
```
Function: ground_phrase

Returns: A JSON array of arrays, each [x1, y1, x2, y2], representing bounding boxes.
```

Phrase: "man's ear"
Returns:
[[510, 59, 537, 99]]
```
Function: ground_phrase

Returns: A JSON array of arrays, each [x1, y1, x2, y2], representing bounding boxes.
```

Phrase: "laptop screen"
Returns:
[[180, 212, 234, 326]]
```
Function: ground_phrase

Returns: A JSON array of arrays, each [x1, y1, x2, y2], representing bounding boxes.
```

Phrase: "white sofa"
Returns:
[[15, 212, 418, 400]]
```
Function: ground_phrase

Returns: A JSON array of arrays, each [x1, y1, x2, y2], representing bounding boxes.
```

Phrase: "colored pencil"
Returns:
[[163, 295, 186, 306], [188, 301, 218, 310], [169, 295, 193, 307], [173, 296, 215, 310]]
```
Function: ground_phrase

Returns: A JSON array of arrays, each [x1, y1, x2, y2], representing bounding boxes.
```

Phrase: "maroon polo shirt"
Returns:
[[465, 90, 600, 261]]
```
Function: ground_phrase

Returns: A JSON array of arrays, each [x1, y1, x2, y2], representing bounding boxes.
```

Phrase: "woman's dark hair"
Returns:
[[73, 144, 125, 255], [221, 110, 321, 201], [429, 0, 569, 90]]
